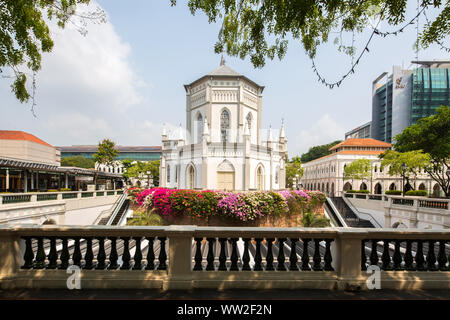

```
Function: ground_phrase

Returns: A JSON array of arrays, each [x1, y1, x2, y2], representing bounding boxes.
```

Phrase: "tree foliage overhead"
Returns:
[[171, 0, 449, 68], [394, 106, 450, 196], [0, 0, 106, 103], [301, 140, 342, 163]]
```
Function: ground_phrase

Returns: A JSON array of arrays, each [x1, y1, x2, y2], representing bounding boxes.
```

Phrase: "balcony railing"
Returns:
[[0, 189, 124, 205], [0, 225, 448, 291]]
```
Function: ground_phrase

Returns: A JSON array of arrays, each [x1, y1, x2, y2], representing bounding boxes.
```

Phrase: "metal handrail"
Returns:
[[106, 191, 128, 226]]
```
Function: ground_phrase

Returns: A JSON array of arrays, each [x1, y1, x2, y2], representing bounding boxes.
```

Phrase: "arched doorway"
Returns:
[[256, 165, 264, 191], [374, 183, 382, 194], [418, 183, 426, 190], [432, 184, 441, 197], [389, 183, 396, 191], [217, 160, 235, 191], [187, 165, 195, 189], [343, 182, 352, 192], [360, 182, 367, 190], [331, 183, 335, 196], [326, 182, 329, 194]]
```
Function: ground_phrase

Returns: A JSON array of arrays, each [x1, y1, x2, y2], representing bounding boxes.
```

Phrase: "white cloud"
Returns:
[[291, 114, 345, 156]]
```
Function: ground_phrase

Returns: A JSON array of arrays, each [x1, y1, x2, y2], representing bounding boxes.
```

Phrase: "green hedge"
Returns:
[[385, 190, 402, 195], [405, 190, 428, 197], [346, 190, 370, 194]]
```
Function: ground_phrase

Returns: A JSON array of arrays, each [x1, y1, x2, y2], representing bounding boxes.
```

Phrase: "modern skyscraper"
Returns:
[[371, 60, 450, 143]]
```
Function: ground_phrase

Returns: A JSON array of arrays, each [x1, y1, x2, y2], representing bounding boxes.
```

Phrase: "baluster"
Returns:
[[133, 237, 143, 270], [404, 240, 414, 270], [157, 237, 167, 270], [415, 240, 425, 271], [145, 237, 155, 270], [265, 238, 274, 271], [276, 238, 286, 271], [426, 240, 437, 271], [34, 238, 46, 269], [59, 237, 70, 269], [301, 238, 311, 271], [289, 238, 298, 271], [324, 239, 334, 271], [361, 240, 367, 271], [21, 237, 34, 269], [84, 238, 94, 270], [393, 240, 402, 270], [95, 237, 106, 270], [437, 240, 448, 271], [72, 237, 82, 267], [313, 239, 322, 271], [206, 238, 216, 271], [121, 237, 131, 270], [193, 237, 203, 271], [47, 237, 58, 269], [370, 240, 379, 266], [254, 238, 263, 271], [381, 240, 391, 270], [229, 238, 239, 271], [108, 237, 119, 269], [242, 238, 251, 271], [218, 238, 227, 271]]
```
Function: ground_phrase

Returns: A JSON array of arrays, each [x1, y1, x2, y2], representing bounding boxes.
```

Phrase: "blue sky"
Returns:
[[0, 1, 447, 156]]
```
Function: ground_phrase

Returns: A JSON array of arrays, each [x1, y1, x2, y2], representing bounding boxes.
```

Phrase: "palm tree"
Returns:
[[127, 209, 163, 226], [301, 212, 330, 227]]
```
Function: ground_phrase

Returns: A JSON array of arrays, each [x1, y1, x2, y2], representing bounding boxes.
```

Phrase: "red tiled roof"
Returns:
[[0, 130, 53, 147], [329, 138, 392, 151]]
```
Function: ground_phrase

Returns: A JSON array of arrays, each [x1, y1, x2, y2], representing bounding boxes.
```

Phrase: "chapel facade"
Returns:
[[159, 58, 287, 191]]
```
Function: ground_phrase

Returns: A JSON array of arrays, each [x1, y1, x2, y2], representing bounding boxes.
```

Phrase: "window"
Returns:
[[220, 109, 230, 142], [197, 113, 203, 143], [167, 165, 170, 183]]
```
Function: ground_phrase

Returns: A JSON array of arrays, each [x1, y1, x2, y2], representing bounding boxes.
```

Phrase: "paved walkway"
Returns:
[[1, 289, 449, 300]]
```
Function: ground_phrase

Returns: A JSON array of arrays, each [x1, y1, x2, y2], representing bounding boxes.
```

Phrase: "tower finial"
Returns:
[[220, 55, 226, 66]]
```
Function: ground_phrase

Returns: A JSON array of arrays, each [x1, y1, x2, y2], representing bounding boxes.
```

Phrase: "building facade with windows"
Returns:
[[300, 138, 440, 197], [345, 121, 372, 140], [160, 59, 287, 191], [371, 60, 450, 143]]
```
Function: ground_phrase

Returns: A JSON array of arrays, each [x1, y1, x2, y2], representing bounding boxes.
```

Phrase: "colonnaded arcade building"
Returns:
[[160, 58, 287, 191], [300, 138, 440, 197]]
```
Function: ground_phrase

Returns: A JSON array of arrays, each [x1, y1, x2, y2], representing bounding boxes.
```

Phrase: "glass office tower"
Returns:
[[371, 61, 450, 143]]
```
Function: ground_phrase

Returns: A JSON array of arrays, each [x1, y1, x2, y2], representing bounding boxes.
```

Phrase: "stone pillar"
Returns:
[[0, 230, 21, 289], [23, 170, 28, 193], [31, 171, 34, 190], [5, 169, 9, 191], [65, 173, 68, 189], [333, 232, 365, 290], [164, 226, 195, 290], [36, 172, 39, 190]]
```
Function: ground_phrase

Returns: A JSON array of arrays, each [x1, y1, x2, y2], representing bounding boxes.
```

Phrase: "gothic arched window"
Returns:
[[197, 113, 203, 143], [220, 109, 230, 142], [167, 165, 170, 183]]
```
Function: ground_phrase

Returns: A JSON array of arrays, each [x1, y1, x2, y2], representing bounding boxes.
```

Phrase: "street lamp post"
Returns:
[[295, 174, 299, 190], [402, 163, 406, 197]]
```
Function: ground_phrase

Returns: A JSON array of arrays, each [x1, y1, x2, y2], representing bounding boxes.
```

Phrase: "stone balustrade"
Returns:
[[0, 225, 448, 291], [0, 189, 124, 206]]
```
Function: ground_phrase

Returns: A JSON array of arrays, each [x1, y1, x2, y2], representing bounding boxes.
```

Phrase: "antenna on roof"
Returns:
[[220, 55, 226, 66]]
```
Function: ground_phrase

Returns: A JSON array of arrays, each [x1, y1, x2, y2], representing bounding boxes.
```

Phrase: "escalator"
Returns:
[[328, 197, 375, 228]]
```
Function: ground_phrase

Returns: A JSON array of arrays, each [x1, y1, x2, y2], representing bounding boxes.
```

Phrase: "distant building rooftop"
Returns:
[[329, 138, 392, 151], [0, 130, 52, 147], [57, 145, 162, 152]]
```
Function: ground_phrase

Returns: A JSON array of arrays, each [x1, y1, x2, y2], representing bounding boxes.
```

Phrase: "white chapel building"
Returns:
[[160, 58, 287, 191]]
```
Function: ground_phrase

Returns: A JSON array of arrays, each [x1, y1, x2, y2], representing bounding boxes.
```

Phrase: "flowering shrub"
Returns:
[[131, 188, 324, 224]]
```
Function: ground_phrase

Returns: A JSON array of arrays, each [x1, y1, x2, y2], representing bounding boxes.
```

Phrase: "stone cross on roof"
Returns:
[[220, 55, 226, 66]]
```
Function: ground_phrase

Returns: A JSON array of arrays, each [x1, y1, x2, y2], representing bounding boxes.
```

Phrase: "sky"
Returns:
[[0, 1, 447, 157]]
